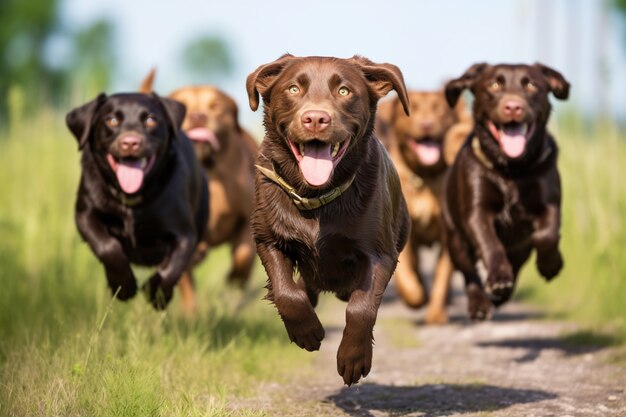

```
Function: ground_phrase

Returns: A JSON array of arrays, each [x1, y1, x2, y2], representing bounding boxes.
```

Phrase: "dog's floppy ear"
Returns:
[[534, 63, 570, 100], [353, 56, 410, 116], [66, 93, 107, 150], [445, 63, 489, 108], [246, 53, 295, 112], [139, 67, 156, 93], [152, 93, 186, 139]]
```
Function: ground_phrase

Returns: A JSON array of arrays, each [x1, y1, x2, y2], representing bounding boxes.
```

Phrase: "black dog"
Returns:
[[66, 93, 209, 309], [442, 63, 569, 319]]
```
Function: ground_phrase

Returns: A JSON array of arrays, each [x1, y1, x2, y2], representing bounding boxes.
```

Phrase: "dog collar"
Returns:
[[255, 164, 356, 211], [108, 186, 143, 207], [471, 136, 494, 170]]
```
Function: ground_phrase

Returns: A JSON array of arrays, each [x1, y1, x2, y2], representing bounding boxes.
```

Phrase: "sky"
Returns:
[[59, 0, 626, 126]]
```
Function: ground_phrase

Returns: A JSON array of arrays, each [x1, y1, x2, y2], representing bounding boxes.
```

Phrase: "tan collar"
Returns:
[[255, 164, 356, 211], [472, 136, 494, 170]]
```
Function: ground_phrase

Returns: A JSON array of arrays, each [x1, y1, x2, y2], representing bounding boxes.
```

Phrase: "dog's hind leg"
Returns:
[[227, 223, 256, 288]]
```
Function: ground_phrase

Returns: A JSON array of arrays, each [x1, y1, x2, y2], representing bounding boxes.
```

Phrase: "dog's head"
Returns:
[[385, 90, 468, 173], [445, 63, 569, 161], [246, 54, 409, 188], [169, 86, 241, 168], [66, 92, 185, 194]]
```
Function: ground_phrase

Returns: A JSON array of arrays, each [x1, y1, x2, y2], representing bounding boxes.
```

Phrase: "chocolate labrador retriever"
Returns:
[[442, 63, 569, 319], [377, 90, 472, 324], [66, 92, 209, 309], [140, 70, 258, 313], [246, 54, 410, 385]]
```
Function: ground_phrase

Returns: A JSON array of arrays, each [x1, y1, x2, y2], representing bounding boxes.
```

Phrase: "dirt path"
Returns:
[[237, 273, 626, 416]]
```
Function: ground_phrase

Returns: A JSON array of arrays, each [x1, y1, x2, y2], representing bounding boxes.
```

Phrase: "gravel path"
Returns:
[[236, 270, 626, 416]]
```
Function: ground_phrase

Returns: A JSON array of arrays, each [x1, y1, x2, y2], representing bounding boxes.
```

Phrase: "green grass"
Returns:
[[0, 108, 308, 416], [514, 116, 626, 340]]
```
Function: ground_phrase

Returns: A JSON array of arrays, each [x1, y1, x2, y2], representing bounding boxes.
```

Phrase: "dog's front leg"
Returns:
[[467, 209, 514, 303], [532, 203, 563, 280], [144, 233, 197, 310], [257, 243, 324, 351], [75, 208, 137, 300], [337, 255, 392, 386]]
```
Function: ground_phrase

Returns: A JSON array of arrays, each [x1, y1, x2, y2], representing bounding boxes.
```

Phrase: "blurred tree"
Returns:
[[70, 20, 116, 94], [182, 35, 233, 83], [0, 0, 60, 113], [0, 0, 116, 119]]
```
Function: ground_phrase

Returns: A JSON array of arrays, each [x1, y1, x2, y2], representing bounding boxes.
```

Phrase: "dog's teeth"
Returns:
[[140, 158, 147, 169], [299, 143, 305, 156], [332, 142, 341, 157], [522, 124, 528, 135]]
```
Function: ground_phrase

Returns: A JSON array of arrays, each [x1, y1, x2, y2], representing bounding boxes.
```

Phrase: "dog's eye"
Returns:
[[145, 115, 158, 128], [525, 81, 538, 93], [489, 81, 502, 93], [288, 85, 300, 95], [338, 87, 350, 96], [105, 116, 120, 128]]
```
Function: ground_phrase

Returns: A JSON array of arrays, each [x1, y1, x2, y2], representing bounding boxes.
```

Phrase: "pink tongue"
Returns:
[[116, 160, 144, 194], [186, 128, 220, 150], [299, 142, 333, 186], [414, 142, 441, 165], [500, 134, 526, 158]]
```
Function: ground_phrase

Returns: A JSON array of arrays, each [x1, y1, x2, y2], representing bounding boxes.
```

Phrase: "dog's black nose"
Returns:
[[301, 110, 331, 133]]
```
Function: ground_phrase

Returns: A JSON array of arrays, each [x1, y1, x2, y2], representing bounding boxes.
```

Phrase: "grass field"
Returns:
[[0, 103, 624, 415], [514, 115, 626, 340], [0, 106, 309, 416]]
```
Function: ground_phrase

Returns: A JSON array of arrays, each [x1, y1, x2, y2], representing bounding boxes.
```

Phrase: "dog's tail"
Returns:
[[139, 68, 156, 93]]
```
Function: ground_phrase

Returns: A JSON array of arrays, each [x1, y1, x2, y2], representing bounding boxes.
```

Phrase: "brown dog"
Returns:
[[246, 54, 410, 385], [376, 90, 472, 324], [442, 63, 569, 320], [140, 71, 258, 313]]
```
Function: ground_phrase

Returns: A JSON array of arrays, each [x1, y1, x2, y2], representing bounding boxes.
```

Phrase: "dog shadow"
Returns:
[[326, 382, 556, 417], [477, 330, 619, 363]]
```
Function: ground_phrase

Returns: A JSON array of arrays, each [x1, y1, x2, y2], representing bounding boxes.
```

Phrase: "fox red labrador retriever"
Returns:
[[377, 90, 472, 324], [442, 63, 569, 319], [66, 93, 209, 309], [140, 71, 258, 314], [246, 54, 410, 385]]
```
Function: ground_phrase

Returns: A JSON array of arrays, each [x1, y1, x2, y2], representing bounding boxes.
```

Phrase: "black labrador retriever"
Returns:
[[66, 92, 209, 309], [442, 63, 569, 320]]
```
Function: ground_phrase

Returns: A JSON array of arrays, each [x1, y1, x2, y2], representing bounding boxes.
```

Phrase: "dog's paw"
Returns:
[[337, 336, 373, 386], [537, 250, 563, 281], [105, 272, 137, 301], [485, 262, 514, 304], [425, 306, 449, 325], [283, 314, 325, 352], [142, 274, 174, 310], [467, 283, 493, 321]]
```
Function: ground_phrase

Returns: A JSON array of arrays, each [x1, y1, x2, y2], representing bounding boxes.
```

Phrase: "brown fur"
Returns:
[[140, 72, 258, 315], [376, 90, 472, 324], [443, 63, 569, 320], [246, 54, 410, 385]]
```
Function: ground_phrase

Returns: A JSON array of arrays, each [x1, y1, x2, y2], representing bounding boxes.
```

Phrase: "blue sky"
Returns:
[[60, 0, 626, 125]]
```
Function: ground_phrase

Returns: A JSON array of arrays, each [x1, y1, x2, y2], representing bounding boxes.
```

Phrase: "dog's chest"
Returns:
[[493, 177, 544, 238], [105, 209, 171, 265]]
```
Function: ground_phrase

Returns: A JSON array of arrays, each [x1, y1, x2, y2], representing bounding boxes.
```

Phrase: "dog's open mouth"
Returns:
[[407, 137, 441, 166], [186, 127, 220, 151], [487, 121, 534, 159], [106, 154, 156, 194], [287, 138, 350, 186]]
